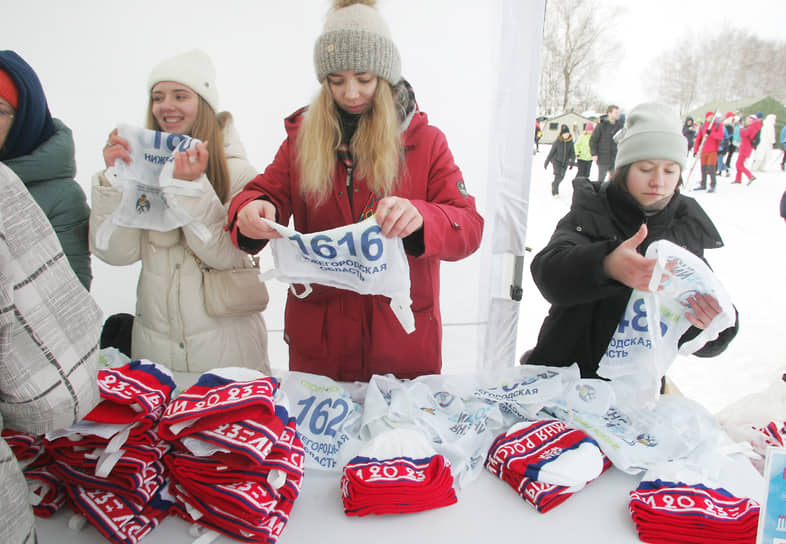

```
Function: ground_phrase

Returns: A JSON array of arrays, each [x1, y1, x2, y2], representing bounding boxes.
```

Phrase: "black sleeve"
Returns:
[[678, 307, 739, 357]]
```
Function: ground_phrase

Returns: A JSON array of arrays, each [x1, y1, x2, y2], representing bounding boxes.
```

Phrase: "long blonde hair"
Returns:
[[146, 97, 231, 204], [296, 79, 403, 205]]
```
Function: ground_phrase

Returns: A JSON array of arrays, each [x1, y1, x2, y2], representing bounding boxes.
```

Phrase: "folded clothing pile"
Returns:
[[159, 368, 304, 543], [1, 428, 60, 517], [341, 428, 457, 516], [485, 418, 609, 513], [45, 360, 176, 544], [629, 479, 760, 544]]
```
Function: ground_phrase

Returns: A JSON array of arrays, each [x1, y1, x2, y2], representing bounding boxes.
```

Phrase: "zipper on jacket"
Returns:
[[346, 166, 354, 208]]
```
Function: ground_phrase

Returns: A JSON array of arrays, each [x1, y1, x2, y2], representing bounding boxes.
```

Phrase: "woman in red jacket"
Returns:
[[228, 0, 483, 382], [733, 114, 762, 184]]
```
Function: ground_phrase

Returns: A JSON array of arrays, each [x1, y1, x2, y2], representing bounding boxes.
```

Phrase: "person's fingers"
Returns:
[[624, 223, 648, 249], [237, 202, 282, 239]]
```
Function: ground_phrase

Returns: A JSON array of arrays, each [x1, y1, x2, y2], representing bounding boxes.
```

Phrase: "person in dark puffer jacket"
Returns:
[[523, 102, 738, 380], [0, 50, 92, 290], [544, 124, 576, 197]]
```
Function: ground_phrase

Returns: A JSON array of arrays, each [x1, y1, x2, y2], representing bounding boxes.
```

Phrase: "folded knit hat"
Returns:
[[314, 0, 402, 84], [614, 102, 686, 170], [147, 49, 218, 112], [0, 67, 18, 108]]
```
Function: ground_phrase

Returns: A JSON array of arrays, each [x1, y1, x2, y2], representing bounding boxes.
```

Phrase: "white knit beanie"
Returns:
[[147, 49, 219, 112], [314, 0, 402, 85], [614, 102, 686, 171]]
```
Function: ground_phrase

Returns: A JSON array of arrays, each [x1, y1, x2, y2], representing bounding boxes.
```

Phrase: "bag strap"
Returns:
[[183, 243, 259, 271]]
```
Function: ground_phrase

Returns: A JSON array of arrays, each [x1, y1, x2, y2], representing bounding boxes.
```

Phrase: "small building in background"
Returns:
[[540, 111, 595, 144]]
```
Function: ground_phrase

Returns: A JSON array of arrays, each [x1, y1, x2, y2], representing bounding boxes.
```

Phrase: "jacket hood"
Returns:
[[4, 118, 75, 185], [0, 50, 55, 161]]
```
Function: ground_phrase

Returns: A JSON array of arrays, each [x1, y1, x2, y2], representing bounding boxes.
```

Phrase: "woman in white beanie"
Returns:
[[521, 102, 738, 380], [228, 0, 483, 382], [89, 49, 270, 374]]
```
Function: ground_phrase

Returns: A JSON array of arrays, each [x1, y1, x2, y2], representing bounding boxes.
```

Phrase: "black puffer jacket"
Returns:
[[526, 179, 738, 378], [589, 115, 623, 166], [544, 134, 576, 170]]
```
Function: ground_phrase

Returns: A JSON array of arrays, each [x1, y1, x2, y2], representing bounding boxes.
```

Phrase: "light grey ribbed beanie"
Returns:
[[148, 49, 219, 112], [314, 0, 401, 85], [614, 102, 687, 171]]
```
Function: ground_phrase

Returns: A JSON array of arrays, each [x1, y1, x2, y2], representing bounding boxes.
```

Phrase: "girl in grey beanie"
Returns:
[[228, 0, 484, 382], [522, 103, 738, 381]]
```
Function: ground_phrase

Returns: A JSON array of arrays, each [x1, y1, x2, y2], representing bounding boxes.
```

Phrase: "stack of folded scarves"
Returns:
[[1, 428, 60, 517], [158, 368, 304, 544], [485, 418, 609, 513], [45, 360, 177, 544], [341, 427, 457, 516], [629, 479, 760, 544]]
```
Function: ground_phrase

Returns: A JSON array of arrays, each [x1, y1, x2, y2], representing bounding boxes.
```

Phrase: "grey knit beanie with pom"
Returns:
[[314, 0, 401, 85], [614, 102, 687, 171]]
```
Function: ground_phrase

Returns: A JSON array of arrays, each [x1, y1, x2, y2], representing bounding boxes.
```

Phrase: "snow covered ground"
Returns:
[[519, 146, 786, 414]]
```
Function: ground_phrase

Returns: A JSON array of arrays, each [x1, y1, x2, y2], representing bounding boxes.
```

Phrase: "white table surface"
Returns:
[[36, 465, 646, 544], [34, 366, 765, 544]]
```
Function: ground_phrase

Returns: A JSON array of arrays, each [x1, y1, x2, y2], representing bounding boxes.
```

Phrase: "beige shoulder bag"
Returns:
[[186, 246, 269, 317]]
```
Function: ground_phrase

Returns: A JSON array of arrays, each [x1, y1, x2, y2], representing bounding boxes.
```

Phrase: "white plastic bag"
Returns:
[[715, 372, 786, 474], [360, 373, 506, 489], [545, 394, 734, 475], [598, 240, 735, 403], [278, 371, 362, 471], [94, 124, 211, 250], [261, 216, 414, 333]]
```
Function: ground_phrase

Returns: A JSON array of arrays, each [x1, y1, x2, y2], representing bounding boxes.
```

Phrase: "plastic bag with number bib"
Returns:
[[94, 124, 211, 251], [597, 240, 735, 403], [360, 374, 506, 489], [278, 372, 362, 471], [260, 216, 414, 333], [544, 394, 733, 475]]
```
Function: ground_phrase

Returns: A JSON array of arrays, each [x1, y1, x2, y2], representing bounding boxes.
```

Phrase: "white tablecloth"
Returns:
[[34, 364, 765, 544], [35, 465, 643, 544]]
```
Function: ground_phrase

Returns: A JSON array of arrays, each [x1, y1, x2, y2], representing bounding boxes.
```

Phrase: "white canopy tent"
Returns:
[[6, 0, 546, 373]]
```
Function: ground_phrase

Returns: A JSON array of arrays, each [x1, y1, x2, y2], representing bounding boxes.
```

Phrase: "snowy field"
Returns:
[[519, 146, 786, 414]]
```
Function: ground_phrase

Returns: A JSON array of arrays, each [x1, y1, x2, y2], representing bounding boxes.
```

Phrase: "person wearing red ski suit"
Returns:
[[734, 116, 762, 183], [693, 114, 724, 190]]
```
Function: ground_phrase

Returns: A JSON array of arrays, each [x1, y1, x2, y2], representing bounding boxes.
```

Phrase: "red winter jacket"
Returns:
[[693, 118, 724, 154], [738, 119, 763, 156], [228, 109, 484, 382]]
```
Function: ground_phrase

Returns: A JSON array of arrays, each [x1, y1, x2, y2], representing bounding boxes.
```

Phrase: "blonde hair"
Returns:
[[296, 79, 403, 205], [146, 96, 231, 204]]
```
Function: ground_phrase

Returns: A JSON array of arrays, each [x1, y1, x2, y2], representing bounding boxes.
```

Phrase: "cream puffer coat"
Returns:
[[89, 115, 269, 373]]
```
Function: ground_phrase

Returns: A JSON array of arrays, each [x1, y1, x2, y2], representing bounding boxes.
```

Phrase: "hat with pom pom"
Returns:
[[314, 0, 401, 85]]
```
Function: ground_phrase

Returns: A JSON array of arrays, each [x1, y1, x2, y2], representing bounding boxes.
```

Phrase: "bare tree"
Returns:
[[539, 0, 622, 114], [645, 36, 700, 116], [648, 28, 786, 111]]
